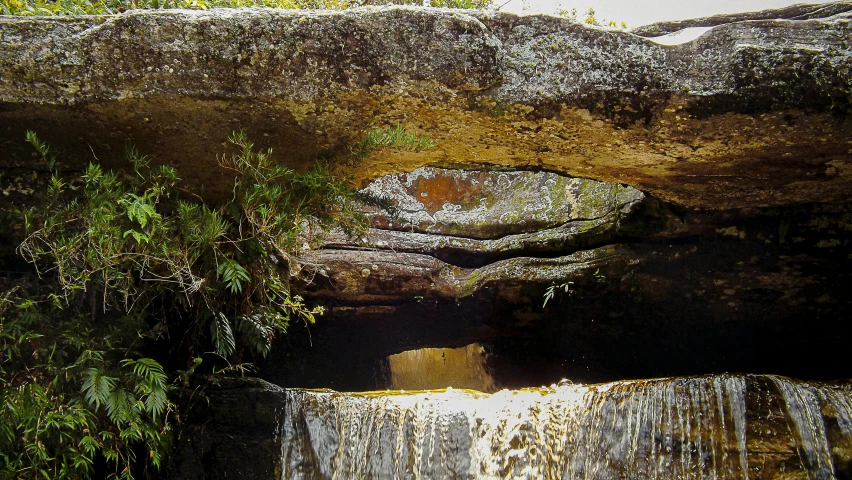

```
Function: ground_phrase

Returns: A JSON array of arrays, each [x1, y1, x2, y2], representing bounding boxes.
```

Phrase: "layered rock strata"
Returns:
[[305, 167, 643, 302], [631, 1, 852, 37], [274, 166, 851, 392], [1, 6, 852, 209]]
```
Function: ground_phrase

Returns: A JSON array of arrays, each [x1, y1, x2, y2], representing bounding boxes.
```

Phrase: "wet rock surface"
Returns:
[[2, 4, 852, 479], [169, 374, 852, 480], [166, 377, 287, 480]]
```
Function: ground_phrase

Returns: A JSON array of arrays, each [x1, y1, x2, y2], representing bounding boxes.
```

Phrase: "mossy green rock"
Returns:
[[360, 167, 643, 239], [323, 167, 645, 263]]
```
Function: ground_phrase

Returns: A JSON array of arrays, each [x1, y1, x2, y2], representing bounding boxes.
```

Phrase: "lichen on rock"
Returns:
[[2, 7, 852, 209]]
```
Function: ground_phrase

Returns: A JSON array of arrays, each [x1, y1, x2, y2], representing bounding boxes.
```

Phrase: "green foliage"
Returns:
[[17, 130, 366, 365], [542, 281, 573, 308], [210, 312, 236, 357], [0, 0, 492, 15], [347, 125, 435, 160], [0, 290, 171, 479], [217, 258, 251, 294], [554, 6, 628, 29], [3, 124, 422, 478], [542, 269, 606, 307]]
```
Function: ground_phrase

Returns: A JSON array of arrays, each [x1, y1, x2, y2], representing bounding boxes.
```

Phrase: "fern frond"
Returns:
[[210, 312, 235, 357], [105, 388, 139, 428], [236, 314, 273, 357], [217, 258, 250, 294], [120, 358, 169, 420], [81, 368, 116, 411], [121, 193, 159, 229]]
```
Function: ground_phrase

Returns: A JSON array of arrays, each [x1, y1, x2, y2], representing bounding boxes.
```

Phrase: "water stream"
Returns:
[[278, 375, 852, 480]]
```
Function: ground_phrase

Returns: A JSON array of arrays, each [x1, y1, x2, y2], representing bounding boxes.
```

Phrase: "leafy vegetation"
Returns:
[[542, 269, 606, 308], [347, 124, 436, 160], [0, 284, 172, 479], [0, 0, 492, 16], [1, 126, 432, 478], [555, 6, 628, 29], [542, 281, 574, 308]]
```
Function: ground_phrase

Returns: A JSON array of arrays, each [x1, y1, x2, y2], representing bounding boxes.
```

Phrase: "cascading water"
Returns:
[[278, 375, 852, 480]]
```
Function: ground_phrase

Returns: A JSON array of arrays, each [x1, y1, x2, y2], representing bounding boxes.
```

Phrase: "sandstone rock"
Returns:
[[632, 1, 852, 37], [322, 216, 620, 265], [358, 166, 644, 238], [322, 167, 645, 264], [1, 8, 851, 476], [2, 7, 851, 208], [299, 244, 626, 302], [167, 376, 287, 480], [274, 200, 852, 392]]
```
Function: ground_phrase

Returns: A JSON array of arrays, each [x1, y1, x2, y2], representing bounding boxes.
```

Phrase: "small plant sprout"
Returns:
[[543, 281, 574, 308]]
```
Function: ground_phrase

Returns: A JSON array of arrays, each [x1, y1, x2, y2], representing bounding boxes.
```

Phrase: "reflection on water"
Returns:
[[386, 344, 496, 393], [279, 375, 852, 479]]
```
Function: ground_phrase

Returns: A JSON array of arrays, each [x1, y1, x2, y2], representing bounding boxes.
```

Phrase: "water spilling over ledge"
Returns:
[[3, 4, 852, 479], [173, 374, 852, 479]]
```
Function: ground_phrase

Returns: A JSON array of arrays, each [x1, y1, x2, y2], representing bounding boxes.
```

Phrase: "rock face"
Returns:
[[169, 374, 852, 480], [323, 169, 643, 267], [307, 167, 644, 302], [2, 6, 852, 208], [631, 1, 852, 37], [2, 4, 852, 479], [167, 377, 287, 480], [274, 167, 852, 393], [358, 167, 643, 239]]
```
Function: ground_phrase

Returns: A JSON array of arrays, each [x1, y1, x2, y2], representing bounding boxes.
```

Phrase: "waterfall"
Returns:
[[278, 375, 852, 480]]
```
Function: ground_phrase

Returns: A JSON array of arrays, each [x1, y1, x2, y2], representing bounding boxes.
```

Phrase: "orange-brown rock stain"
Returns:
[[3, 88, 851, 211], [407, 172, 489, 213]]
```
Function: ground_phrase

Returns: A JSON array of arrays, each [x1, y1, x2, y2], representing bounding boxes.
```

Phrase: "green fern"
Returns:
[[105, 388, 139, 428], [121, 358, 169, 421], [5, 129, 390, 478], [217, 258, 250, 294], [81, 367, 116, 410], [237, 314, 274, 357], [210, 312, 236, 357], [121, 193, 159, 230]]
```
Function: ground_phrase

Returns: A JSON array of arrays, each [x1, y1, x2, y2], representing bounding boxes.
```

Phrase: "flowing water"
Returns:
[[278, 375, 852, 480]]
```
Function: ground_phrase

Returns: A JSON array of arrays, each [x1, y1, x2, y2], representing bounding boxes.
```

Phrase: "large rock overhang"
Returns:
[[1, 6, 851, 209]]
